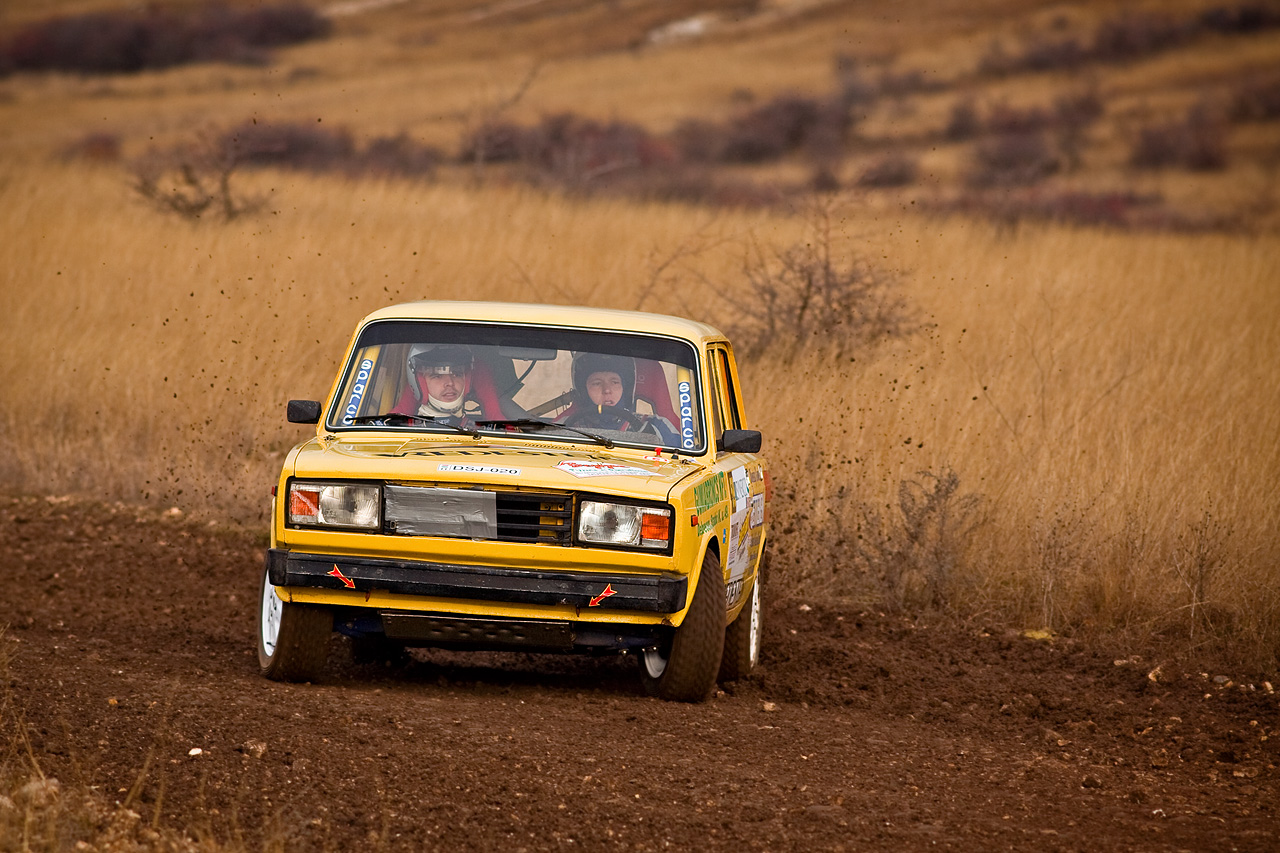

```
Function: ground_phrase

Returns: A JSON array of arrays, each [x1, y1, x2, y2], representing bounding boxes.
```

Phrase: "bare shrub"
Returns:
[[975, 5, 1279, 79], [0, 3, 329, 75], [977, 41, 1016, 77], [1170, 509, 1232, 642], [1130, 103, 1229, 171], [458, 119, 534, 164], [1018, 35, 1086, 71], [855, 153, 918, 188], [985, 101, 1053, 134], [1054, 87, 1105, 170], [721, 94, 847, 163], [462, 112, 671, 188], [131, 132, 266, 222], [727, 196, 920, 360], [877, 68, 944, 97], [1090, 12, 1192, 62], [528, 114, 673, 187], [1198, 3, 1280, 33], [845, 469, 982, 612], [833, 53, 880, 115], [1230, 72, 1280, 122], [944, 99, 981, 141], [968, 130, 1059, 187], [1053, 88, 1105, 129], [221, 120, 355, 171], [671, 118, 727, 163], [357, 134, 442, 178]]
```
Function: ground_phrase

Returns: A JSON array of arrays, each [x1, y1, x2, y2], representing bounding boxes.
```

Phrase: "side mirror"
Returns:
[[287, 400, 322, 424], [717, 429, 762, 454]]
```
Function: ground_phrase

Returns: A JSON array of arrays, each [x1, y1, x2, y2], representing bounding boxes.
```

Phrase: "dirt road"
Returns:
[[4, 495, 1276, 851]]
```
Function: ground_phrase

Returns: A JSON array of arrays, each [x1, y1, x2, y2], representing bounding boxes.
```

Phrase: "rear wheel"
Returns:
[[258, 568, 332, 682], [719, 571, 761, 683], [639, 550, 725, 702]]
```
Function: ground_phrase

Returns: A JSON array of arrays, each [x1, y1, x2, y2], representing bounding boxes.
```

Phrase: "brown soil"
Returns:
[[4, 495, 1277, 851]]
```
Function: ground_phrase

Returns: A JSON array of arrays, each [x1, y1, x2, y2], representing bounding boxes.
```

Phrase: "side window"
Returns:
[[705, 352, 725, 444], [714, 348, 742, 430]]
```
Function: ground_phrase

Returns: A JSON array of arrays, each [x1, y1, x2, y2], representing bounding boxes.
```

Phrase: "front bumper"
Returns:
[[265, 548, 688, 613]]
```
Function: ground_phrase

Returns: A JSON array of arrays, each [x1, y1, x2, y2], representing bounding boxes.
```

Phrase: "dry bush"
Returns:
[[944, 99, 981, 141], [131, 121, 445, 220], [1199, 3, 1280, 32], [855, 153, 918, 188], [1230, 72, 1280, 122], [725, 196, 921, 360], [0, 3, 329, 76], [968, 130, 1059, 187], [977, 5, 1280, 79], [1090, 11, 1193, 62], [720, 94, 848, 164], [856, 468, 982, 612], [460, 110, 675, 188], [223, 121, 443, 178], [1130, 103, 1229, 171], [131, 131, 267, 222], [221, 120, 356, 171]]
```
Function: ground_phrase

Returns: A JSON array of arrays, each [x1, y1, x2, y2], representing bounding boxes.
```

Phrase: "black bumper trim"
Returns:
[[265, 549, 687, 613]]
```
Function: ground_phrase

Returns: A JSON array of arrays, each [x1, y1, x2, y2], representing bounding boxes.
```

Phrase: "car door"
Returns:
[[706, 344, 767, 610]]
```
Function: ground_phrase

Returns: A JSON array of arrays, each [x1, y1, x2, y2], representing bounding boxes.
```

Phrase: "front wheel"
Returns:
[[719, 571, 761, 683], [639, 550, 725, 702], [258, 567, 333, 682]]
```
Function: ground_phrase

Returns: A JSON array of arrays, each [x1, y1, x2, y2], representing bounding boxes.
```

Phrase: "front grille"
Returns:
[[383, 484, 572, 545], [495, 490, 572, 544]]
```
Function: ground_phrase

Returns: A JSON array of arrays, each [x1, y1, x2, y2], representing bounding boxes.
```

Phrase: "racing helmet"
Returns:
[[571, 352, 635, 410], [406, 344, 474, 405]]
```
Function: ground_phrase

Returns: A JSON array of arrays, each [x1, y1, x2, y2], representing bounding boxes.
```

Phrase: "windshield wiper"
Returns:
[[349, 413, 480, 438], [475, 417, 614, 449]]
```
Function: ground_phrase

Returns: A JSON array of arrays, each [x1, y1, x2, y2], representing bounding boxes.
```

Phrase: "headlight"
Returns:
[[578, 501, 671, 549], [288, 482, 381, 530]]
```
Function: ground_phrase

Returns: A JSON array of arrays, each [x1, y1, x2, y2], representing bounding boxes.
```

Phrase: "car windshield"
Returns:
[[327, 319, 706, 453]]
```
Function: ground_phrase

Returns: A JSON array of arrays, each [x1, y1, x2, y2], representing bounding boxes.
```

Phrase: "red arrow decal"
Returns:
[[327, 564, 355, 589], [588, 584, 617, 607]]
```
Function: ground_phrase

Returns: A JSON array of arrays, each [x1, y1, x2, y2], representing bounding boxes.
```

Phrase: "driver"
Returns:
[[563, 352, 677, 443], [400, 344, 477, 421]]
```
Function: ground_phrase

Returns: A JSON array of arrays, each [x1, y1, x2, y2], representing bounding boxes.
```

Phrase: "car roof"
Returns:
[[358, 301, 728, 344]]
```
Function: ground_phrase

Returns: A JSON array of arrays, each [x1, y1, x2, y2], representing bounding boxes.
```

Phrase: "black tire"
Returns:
[[719, 571, 761, 683], [257, 567, 333, 682], [639, 550, 725, 702]]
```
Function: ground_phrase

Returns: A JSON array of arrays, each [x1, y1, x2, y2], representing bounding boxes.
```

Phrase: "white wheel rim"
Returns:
[[641, 646, 668, 678], [261, 571, 283, 656], [747, 579, 761, 666]]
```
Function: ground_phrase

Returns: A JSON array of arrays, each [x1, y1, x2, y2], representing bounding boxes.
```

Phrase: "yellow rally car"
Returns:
[[259, 301, 769, 701]]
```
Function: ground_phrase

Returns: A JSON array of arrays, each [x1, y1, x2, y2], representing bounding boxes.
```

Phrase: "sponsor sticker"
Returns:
[[730, 466, 751, 513], [340, 358, 375, 425], [437, 464, 521, 476], [691, 472, 727, 514], [678, 380, 696, 450], [555, 460, 652, 478]]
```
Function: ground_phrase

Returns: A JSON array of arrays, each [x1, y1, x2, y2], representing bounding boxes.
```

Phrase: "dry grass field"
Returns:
[[1, 0, 1278, 669]]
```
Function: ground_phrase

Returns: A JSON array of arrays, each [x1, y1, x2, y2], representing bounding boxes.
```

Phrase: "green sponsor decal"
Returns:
[[695, 504, 729, 536], [691, 473, 728, 514]]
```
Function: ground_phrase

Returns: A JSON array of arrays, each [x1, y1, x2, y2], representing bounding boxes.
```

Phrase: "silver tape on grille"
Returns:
[[384, 485, 497, 539]]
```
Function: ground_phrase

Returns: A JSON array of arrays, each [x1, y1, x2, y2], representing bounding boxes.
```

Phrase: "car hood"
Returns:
[[290, 435, 702, 496]]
